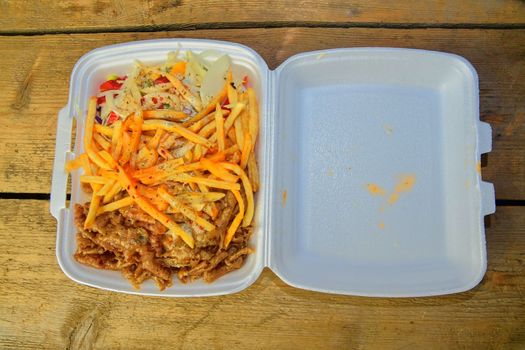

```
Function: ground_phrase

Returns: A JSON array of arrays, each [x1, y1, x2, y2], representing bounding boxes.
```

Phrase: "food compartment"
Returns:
[[53, 39, 270, 296]]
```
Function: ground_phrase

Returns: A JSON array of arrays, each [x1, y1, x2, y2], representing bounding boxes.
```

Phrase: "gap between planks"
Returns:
[[1, 21, 525, 37], [0, 193, 523, 206]]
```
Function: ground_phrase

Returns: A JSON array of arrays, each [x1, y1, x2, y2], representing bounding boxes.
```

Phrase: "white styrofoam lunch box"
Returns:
[[51, 39, 495, 297]]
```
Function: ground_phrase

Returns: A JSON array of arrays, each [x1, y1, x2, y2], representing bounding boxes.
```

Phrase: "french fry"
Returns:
[[206, 151, 226, 163], [119, 131, 132, 165], [193, 144, 203, 161], [184, 149, 193, 163], [224, 144, 239, 155], [142, 120, 212, 147], [133, 158, 185, 178], [129, 112, 143, 169], [96, 179, 115, 196], [234, 118, 244, 149], [98, 169, 119, 181], [198, 120, 217, 139], [111, 120, 123, 160], [215, 103, 225, 152], [247, 88, 259, 152], [224, 190, 244, 248], [247, 153, 259, 192], [193, 170, 209, 193], [94, 124, 113, 137], [227, 127, 237, 144], [223, 102, 245, 134], [80, 153, 97, 191], [230, 150, 241, 164], [166, 173, 241, 191], [93, 133, 111, 151], [240, 133, 251, 169], [84, 190, 102, 229], [240, 96, 251, 169], [183, 70, 231, 127], [200, 158, 238, 183], [117, 165, 194, 248], [103, 181, 122, 203], [158, 188, 216, 232], [188, 110, 228, 133], [86, 146, 112, 170], [97, 196, 133, 214], [80, 175, 111, 185], [221, 163, 254, 227], [176, 192, 225, 204], [167, 202, 206, 213], [134, 162, 201, 185], [84, 97, 98, 149], [241, 98, 250, 135], [143, 110, 188, 121], [99, 150, 117, 169], [227, 84, 238, 106], [65, 157, 83, 172], [83, 98, 112, 170]]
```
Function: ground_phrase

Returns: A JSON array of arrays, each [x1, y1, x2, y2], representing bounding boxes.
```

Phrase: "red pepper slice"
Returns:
[[221, 97, 231, 111], [100, 79, 123, 92], [97, 96, 106, 105], [106, 112, 119, 125], [154, 76, 170, 84]]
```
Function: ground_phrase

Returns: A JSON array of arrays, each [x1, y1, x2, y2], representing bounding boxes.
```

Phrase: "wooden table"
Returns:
[[1, 1, 524, 348]]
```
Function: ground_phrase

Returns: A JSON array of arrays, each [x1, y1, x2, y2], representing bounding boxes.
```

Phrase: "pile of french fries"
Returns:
[[66, 70, 259, 249]]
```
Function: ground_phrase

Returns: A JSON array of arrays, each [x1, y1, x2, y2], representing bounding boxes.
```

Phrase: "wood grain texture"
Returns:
[[0, 200, 523, 349], [0, 28, 524, 197], [1, 0, 524, 34]]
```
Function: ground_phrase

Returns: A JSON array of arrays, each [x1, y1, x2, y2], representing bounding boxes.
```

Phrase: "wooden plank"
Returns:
[[1, 0, 524, 34], [0, 28, 524, 197], [0, 200, 523, 348]]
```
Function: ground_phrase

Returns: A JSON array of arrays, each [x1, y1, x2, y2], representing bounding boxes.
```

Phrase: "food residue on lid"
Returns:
[[476, 161, 482, 174], [388, 174, 416, 205], [378, 221, 385, 230], [383, 123, 394, 135], [282, 190, 288, 208], [366, 183, 386, 196], [327, 168, 334, 177]]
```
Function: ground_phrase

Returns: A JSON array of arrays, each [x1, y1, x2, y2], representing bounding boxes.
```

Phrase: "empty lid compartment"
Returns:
[[268, 48, 488, 296]]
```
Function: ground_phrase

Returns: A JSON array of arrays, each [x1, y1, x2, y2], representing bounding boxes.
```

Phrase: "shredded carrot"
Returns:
[[170, 61, 186, 76]]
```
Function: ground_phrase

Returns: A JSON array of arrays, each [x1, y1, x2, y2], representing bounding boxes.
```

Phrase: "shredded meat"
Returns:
[[73, 199, 253, 290]]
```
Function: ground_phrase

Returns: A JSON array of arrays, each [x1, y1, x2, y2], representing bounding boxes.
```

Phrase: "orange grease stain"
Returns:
[[366, 183, 386, 196], [476, 161, 482, 174], [378, 222, 385, 229], [282, 190, 287, 207], [388, 174, 416, 205]]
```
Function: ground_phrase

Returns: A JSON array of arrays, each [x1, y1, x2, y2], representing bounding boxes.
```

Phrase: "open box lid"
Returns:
[[51, 40, 495, 297], [266, 48, 495, 297]]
